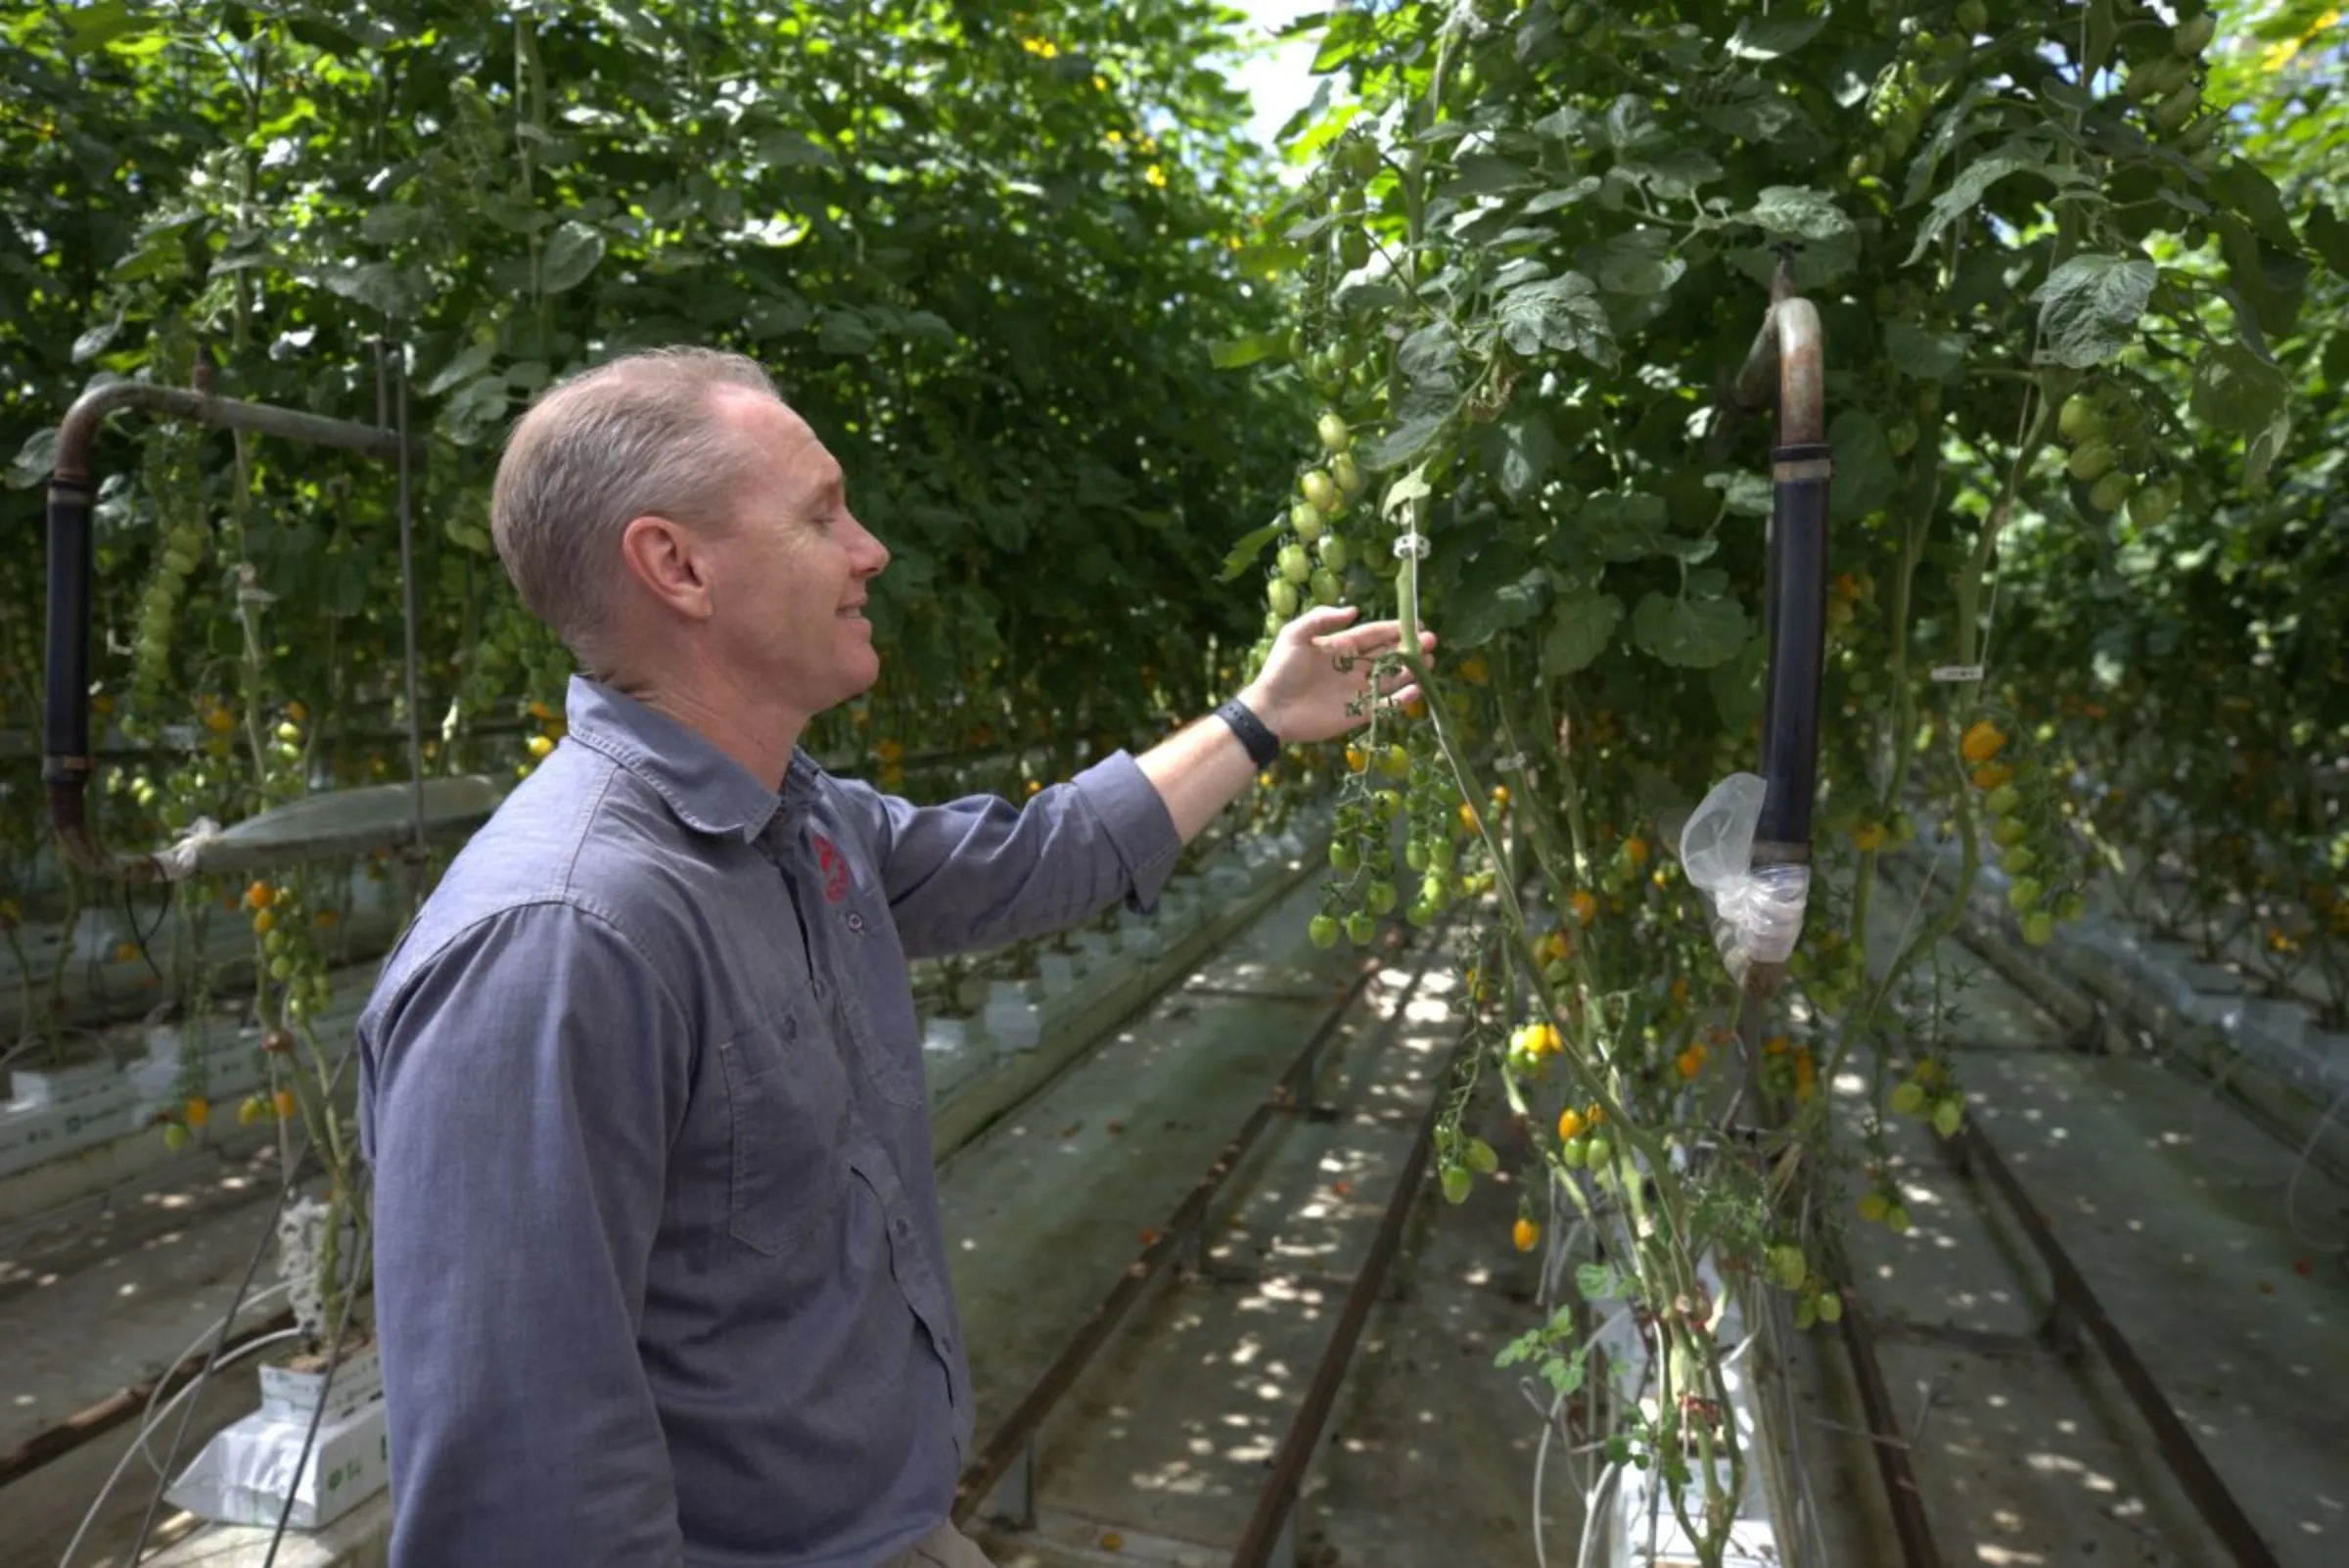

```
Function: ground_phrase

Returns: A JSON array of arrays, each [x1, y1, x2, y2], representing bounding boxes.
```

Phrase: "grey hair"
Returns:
[[490, 346, 781, 671]]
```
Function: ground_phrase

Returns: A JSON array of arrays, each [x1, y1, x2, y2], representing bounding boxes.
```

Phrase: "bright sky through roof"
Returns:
[[1228, 0, 1327, 156]]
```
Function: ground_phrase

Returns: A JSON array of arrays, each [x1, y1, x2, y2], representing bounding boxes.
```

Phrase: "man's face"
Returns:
[[704, 392, 891, 720]]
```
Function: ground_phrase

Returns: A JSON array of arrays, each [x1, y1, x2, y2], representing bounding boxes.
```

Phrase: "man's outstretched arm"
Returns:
[[1136, 605, 1432, 843]]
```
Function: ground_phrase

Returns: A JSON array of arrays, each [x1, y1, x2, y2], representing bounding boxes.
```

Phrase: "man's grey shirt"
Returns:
[[356, 676, 1182, 1568]]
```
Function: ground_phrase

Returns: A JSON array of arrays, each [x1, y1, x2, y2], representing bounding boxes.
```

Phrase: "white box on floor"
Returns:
[[166, 1396, 391, 1532]]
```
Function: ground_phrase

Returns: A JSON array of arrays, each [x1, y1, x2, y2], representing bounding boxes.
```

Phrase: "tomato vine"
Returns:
[[1224, 2, 2338, 1558]]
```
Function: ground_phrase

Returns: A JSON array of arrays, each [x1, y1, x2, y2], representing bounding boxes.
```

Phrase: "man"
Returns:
[[354, 346, 1429, 1568]]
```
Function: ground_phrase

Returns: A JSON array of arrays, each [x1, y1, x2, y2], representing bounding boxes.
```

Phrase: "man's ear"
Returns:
[[619, 514, 714, 623]]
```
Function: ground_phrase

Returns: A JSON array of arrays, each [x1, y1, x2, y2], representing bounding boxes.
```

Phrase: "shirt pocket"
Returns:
[[715, 1000, 851, 1256]]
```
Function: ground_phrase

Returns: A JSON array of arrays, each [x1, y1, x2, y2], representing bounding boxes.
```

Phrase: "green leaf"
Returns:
[[1827, 409, 1899, 523], [1542, 587, 1624, 676], [2031, 254, 2156, 369], [1705, 471, 1773, 518], [816, 307, 877, 356], [7, 427, 58, 489], [1218, 517, 1284, 582], [2304, 204, 2349, 277], [1441, 153, 1538, 200], [1441, 559, 1547, 649], [1594, 232, 1684, 297], [1576, 1262, 1623, 1302], [1577, 490, 1667, 562], [1361, 412, 1451, 472], [1523, 177, 1602, 215], [1381, 464, 1434, 522], [1742, 185, 1852, 244], [422, 342, 498, 398], [1494, 273, 1617, 366], [1209, 331, 1287, 370], [1907, 148, 2084, 265], [1541, 1347, 1589, 1398], [1632, 590, 1749, 669], [60, 0, 144, 52], [2188, 341, 2293, 493], [1884, 320, 1966, 381], [1709, 634, 1767, 732], [320, 261, 422, 319], [360, 204, 428, 246], [538, 220, 606, 294], [1727, 14, 1825, 59], [1497, 416, 1554, 501]]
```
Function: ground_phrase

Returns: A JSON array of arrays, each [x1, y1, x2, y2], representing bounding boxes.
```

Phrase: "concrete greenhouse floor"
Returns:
[[2, 867, 2343, 1567]]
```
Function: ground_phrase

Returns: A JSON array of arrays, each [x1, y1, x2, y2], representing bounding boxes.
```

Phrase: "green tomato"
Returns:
[[1316, 412, 1351, 454], [1992, 816, 2028, 849], [1889, 1081, 1926, 1117], [1345, 909, 1377, 945], [1317, 534, 1350, 573], [1331, 451, 1363, 496], [1986, 783, 2021, 817], [1309, 913, 1340, 949], [2007, 875, 2044, 914], [2022, 910, 2056, 946], [2068, 438, 2116, 483], [2003, 845, 2037, 876], [1301, 470, 1341, 514], [1365, 879, 1398, 915], [1292, 502, 1327, 542], [1278, 545, 1313, 586], [1330, 840, 1359, 872], [1269, 578, 1300, 618], [1956, 0, 1987, 32], [2089, 469, 2138, 514], [1815, 1289, 1845, 1324], [1465, 1137, 1499, 1175], [1441, 1165, 1472, 1204], [2174, 13, 2216, 55], [2058, 393, 2105, 443], [1770, 1244, 1809, 1291], [1931, 1098, 1964, 1138], [1310, 568, 1343, 607], [2128, 479, 2179, 530]]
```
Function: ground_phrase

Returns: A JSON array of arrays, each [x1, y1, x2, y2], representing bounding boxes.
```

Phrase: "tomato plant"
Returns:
[[1224, 2, 2335, 1557]]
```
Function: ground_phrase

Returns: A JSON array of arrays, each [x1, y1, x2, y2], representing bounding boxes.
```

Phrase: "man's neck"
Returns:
[[603, 665, 809, 792]]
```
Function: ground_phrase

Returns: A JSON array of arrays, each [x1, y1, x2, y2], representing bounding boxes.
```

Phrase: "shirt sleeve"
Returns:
[[836, 749, 1183, 960], [356, 899, 690, 1568]]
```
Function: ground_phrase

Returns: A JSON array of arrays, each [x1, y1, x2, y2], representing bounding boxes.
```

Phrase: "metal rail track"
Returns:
[[951, 916, 1474, 1568], [1832, 1108, 2286, 1568]]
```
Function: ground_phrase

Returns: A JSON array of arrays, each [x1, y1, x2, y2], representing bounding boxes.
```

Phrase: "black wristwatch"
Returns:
[[1215, 698, 1282, 768]]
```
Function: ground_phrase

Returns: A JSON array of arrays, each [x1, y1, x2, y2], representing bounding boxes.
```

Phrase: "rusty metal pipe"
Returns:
[[42, 380, 419, 883]]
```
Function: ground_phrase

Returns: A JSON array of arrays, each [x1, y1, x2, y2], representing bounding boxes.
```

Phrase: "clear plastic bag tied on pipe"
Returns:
[[1678, 772, 1810, 987]]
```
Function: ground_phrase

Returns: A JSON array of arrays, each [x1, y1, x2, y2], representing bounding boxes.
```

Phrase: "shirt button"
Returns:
[[846, 911, 865, 933]]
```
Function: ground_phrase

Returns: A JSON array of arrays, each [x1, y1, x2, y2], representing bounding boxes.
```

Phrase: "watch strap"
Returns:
[[1215, 698, 1282, 769]]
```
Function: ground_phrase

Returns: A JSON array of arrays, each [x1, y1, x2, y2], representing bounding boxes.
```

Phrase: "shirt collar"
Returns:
[[562, 674, 822, 844]]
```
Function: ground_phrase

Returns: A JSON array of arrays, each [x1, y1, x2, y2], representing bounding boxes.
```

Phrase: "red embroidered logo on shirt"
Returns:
[[810, 834, 853, 903]]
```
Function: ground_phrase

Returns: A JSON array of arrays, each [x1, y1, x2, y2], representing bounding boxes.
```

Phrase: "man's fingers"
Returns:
[[1286, 604, 1363, 642], [1316, 621, 1438, 660]]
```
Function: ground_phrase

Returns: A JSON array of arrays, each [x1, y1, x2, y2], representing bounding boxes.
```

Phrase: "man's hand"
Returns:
[[1239, 605, 1435, 747]]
